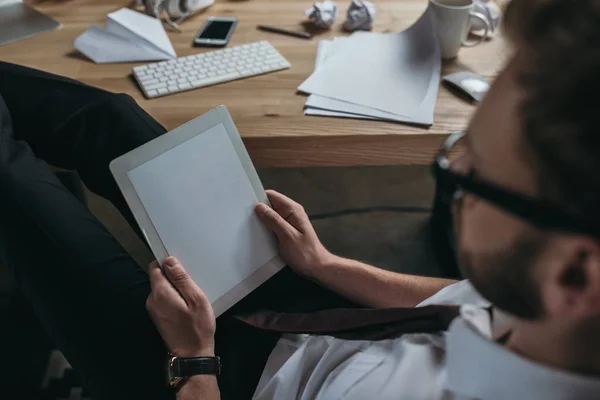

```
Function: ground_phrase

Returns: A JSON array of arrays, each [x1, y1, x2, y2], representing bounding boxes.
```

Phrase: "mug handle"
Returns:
[[462, 12, 491, 47]]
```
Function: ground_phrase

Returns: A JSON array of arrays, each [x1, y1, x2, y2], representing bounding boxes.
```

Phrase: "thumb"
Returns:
[[255, 202, 295, 239], [162, 256, 200, 306]]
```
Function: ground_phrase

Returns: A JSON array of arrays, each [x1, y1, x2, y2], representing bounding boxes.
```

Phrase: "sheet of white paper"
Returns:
[[299, 8, 439, 116], [107, 8, 176, 58], [74, 25, 169, 63], [128, 123, 279, 303], [304, 36, 440, 125], [305, 107, 379, 120]]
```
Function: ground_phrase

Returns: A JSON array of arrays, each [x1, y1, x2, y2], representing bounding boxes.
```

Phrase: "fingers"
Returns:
[[255, 202, 296, 239], [148, 260, 165, 288], [161, 257, 205, 307], [264, 190, 311, 233], [147, 259, 185, 310]]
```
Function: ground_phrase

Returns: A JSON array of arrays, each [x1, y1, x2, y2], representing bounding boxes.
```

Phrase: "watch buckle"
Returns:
[[166, 353, 181, 386]]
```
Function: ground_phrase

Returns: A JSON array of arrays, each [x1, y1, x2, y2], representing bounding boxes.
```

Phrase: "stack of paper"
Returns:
[[74, 8, 176, 64], [300, 9, 440, 126]]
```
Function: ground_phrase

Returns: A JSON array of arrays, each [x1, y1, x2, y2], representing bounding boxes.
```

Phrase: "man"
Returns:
[[2, 0, 600, 398]]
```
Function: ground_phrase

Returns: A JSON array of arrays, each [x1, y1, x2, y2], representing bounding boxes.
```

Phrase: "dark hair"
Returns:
[[504, 0, 600, 225]]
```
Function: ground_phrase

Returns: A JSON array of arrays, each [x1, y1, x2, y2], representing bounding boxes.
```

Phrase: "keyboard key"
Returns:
[[142, 78, 159, 85], [177, 78, 188, 84], [168, 85, 178, 91], [146, 89, 158, 97], [264, 54, 281, 61], [158, 88, 169, 95], [179, 83, 192, 90], [201, 72, 241, 86], [145, 82, 167, 91]]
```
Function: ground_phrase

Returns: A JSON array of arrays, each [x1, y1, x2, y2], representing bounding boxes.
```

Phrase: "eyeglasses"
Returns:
[[433, 130, 597, 237]]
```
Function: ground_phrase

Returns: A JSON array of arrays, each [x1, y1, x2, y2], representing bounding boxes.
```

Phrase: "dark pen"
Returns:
[[257, 25, 312, 40]]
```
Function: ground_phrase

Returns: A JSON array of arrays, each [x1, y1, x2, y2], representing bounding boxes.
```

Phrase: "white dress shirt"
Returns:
[[252, 280, 600, 400]]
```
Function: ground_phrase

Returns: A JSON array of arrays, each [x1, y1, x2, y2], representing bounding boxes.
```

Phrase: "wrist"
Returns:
[[173, 343, 215, 358], [319, 250, 343, 269], [305, 251, 340, 279]]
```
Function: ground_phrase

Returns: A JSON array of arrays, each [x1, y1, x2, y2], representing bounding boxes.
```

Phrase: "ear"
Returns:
[[542, 237, 600, 319]]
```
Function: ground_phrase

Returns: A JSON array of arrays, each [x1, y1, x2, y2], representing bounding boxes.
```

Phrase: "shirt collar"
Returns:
[[445, 315, 600, 400]]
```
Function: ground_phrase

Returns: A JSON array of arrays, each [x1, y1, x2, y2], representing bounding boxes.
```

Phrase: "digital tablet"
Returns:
[[110, 106, 285, 316]]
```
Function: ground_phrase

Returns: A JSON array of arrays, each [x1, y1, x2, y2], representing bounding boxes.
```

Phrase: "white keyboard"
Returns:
[[133, 41, 291, 99]]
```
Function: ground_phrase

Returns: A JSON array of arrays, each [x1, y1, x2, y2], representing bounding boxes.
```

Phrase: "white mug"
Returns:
[[429, 0, 491, 60]]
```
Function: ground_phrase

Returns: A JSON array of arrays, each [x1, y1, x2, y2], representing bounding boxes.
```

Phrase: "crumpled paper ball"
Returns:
[[470, 0, 501, 36], [343, 0, 376, 31], [305, 1, 338, 29]]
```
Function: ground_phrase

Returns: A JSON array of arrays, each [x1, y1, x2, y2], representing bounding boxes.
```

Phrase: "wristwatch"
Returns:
[[166, 353, 222, 390]]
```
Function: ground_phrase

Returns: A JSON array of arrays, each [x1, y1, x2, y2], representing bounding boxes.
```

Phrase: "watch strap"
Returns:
[[172, 356, 222, 377]]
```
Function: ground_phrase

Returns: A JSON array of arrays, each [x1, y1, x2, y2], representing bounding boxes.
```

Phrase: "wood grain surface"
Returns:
[[1, 0, 510, 167]]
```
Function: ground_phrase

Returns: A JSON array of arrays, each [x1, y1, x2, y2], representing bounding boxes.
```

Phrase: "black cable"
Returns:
[[309, 206, 431, 221]]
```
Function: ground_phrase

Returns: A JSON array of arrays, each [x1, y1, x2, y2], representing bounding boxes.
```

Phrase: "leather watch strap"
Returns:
[[172, 356, 222, 377]]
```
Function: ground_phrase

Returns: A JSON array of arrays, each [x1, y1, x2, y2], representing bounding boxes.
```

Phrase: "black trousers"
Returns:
[[0, 62, 352, 400]]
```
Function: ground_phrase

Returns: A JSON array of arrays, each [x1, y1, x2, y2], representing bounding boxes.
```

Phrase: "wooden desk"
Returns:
[[1, 0, 509, 168]]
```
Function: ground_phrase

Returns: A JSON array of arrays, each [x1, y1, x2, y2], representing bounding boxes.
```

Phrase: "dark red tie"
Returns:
[[234, 305, 460, 340]]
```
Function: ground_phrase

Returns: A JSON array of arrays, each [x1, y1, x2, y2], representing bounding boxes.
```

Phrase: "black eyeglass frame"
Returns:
[[433, 130, 596, 238]]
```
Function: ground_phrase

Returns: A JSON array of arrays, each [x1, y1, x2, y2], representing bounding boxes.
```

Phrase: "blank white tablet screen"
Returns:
[[128, 123, 278, 302]]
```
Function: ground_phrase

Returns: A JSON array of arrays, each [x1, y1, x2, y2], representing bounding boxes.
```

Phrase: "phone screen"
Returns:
[[198, 20, 235, 40]]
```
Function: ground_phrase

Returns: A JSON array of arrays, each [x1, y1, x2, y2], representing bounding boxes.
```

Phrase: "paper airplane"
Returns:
[[74, 8, 176, 63]]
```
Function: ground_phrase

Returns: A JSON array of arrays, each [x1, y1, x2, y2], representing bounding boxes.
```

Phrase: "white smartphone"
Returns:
[[193, 17, 238, 47]]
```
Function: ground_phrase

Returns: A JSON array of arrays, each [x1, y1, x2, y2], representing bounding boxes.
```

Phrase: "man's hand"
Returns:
[[255, 190, 335, 278], [146, 257, 216, 357]]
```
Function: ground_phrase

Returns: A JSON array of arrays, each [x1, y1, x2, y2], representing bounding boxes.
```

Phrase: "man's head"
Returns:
[[456, 0, 600, 326]]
